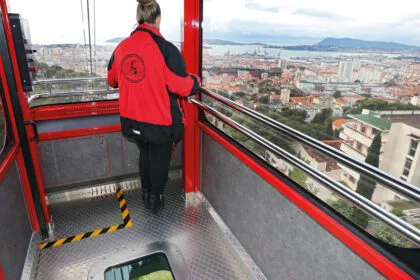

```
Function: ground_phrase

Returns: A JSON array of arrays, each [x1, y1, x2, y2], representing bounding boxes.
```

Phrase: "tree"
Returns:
[[280, 108, 307, 123], [326, 119, 334, 137], [354, 79, 361, 83], [352, 98, 420, 111], [350, 134, 382, 228], [329, 199, 354, 218], [290, 167, 307, 188], [233, 91, 246, 98], [333, 90, 342, 99], [312, 108, 332, 124], [259, 95, 270, 104], [375, 226, 414, 248], [334, 128, 341, 138]]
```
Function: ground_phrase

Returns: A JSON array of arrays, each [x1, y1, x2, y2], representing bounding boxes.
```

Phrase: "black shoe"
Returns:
[[150, 194, 164, 214], [142, 189, 151, 209]]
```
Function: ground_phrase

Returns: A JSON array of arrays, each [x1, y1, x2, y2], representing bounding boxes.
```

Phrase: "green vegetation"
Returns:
[[333, 90, 342, 98], [290, 167, 308, 188], [259, 95, 270, 104], [329, 198, 354, 218], [312, 108, 332, 124], [329, 198, 415, 248], [350, 134, 382, 228], [325, 119, 334, 137], [228, 113, 294, 154], [375, 226, 414, 248], [354, 98, 420, 111], [31, 63, 105, 107], [390, 208, 405, 218], [137, 271, 173, 280], [234, 91, 246, 98], [259, 107, 333, 141], [334, 128, 342, 138], [36, 62, 91, 79]]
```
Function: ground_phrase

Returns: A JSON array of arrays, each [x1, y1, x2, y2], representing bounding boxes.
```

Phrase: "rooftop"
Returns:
[[381, 115, 420, 130], [332, 119, 349, 129], [348, 114, 392, 131]]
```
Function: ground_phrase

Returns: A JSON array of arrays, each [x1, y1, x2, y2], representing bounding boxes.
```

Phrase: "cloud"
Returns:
[[398, 14, 420, 25], [292, 8, 346, 20], [244, 0, 278, 14], [205, 18, 420, 46]]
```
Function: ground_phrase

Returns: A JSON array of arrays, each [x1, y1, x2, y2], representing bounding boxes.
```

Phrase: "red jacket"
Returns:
[[107, 24, 199, 144]]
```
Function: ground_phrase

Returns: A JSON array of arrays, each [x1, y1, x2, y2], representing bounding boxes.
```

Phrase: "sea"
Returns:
[[203, 44, 402, 60]]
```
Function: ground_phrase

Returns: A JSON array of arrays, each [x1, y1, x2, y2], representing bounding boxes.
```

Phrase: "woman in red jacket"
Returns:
[[107, 0, 199, 213]]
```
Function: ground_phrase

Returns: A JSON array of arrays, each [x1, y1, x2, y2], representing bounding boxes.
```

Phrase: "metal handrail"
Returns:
[[33, 77, 107, 85], [28, 89, 119, 103], [191, 97, 420, 246], [199, 87, 420, 202]]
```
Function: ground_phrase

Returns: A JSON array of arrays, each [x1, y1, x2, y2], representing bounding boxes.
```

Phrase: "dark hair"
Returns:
[[137, 0, 161, 25]]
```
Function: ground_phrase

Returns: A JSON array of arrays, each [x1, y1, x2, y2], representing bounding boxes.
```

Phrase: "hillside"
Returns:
[[315, 38, 420, 51], [204, 39, 244, 45], [106, 37, 126, 44]]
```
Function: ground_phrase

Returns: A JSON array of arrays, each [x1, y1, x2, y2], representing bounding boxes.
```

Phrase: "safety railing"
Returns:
[[192, 88, 420, 247], [29, 77, 117, 106], [28, 89, 119, 103], [32, 77, 107, 86]]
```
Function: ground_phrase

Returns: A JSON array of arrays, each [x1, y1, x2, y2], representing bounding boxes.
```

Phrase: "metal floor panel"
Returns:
[[49, 197, 123, 239], [35, 180, 252, 280]]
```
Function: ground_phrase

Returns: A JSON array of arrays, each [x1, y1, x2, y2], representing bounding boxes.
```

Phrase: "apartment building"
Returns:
[[339, 110, 420, 205], [338, 111, 390, 189]]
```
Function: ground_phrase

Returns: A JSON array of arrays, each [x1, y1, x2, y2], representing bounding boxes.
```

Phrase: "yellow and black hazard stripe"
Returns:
[[116, 186, 133, 228], [40, 186, 133, 250]]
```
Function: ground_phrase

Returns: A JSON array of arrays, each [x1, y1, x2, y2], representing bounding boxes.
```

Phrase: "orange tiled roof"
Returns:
[[332, 119, 349, 129]]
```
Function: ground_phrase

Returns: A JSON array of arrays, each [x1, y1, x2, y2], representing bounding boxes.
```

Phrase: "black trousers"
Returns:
[[136, 141, 173, 196]]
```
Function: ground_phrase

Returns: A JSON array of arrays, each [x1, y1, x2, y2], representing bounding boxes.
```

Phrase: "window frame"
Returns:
[[408, 139, 418, 157], [402, 158, 413, 177], [0, 70, 16, 162]]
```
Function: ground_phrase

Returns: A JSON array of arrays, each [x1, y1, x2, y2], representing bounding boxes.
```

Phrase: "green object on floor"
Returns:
[[137, 270, 174, 280]]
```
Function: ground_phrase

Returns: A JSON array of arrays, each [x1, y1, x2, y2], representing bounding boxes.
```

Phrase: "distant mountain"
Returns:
[[315, 38, 420, 51], [204, 39, 244, 45], [107, 37, 126, 44]]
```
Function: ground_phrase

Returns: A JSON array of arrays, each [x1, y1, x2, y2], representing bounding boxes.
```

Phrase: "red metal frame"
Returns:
[[0, 144, 18, 180], [31, 100, 119, 121], [0, 56, 39, 230], [0, 0, 51, 223], [38, 124, 121, 142], [182, 0, 202, 193], [0, 265, 4, 280], [199, 122, 413, 280]]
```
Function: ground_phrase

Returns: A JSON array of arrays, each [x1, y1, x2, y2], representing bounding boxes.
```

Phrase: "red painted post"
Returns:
[[0, 265, 4, 280], [182, 0, 202, 193]]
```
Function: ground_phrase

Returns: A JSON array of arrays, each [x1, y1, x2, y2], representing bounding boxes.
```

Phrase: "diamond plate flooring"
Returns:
[[35, 180, 252, 280]]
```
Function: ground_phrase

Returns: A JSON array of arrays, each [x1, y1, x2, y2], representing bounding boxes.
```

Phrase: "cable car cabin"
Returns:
[[1, 0, 420, 279]]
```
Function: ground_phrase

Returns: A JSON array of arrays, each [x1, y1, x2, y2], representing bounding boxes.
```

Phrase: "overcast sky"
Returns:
[[8, 0, 420, 45]]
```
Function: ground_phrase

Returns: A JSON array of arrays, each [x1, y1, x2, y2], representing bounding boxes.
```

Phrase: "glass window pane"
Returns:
[[104, 253, 174, 280], [409, 140, 418, 156], [203, 0, 420, 248], [9, 0, 183, 107]]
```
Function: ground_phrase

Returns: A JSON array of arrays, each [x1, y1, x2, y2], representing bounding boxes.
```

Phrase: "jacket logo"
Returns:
[[121, 54, 145, 83]]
